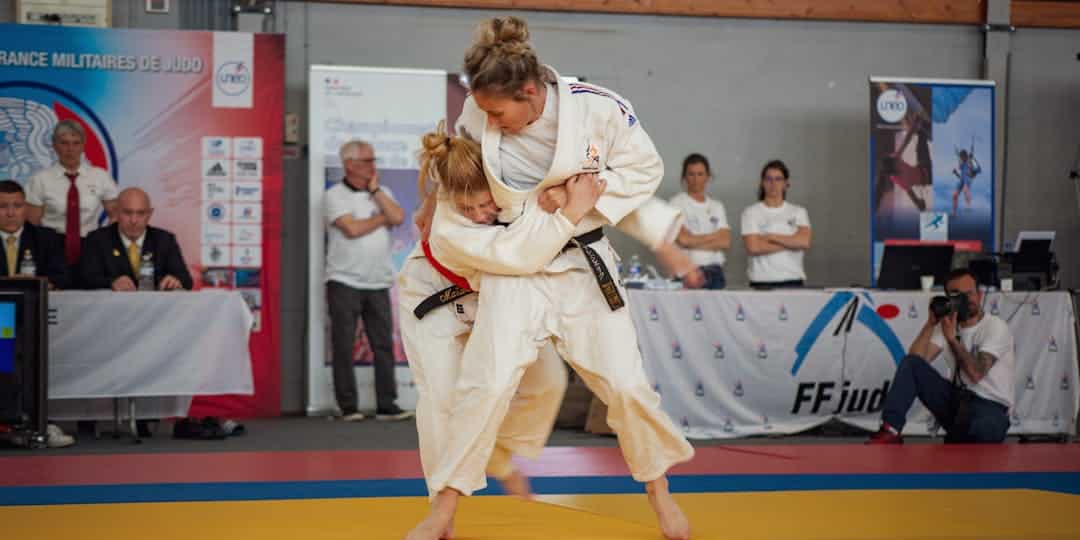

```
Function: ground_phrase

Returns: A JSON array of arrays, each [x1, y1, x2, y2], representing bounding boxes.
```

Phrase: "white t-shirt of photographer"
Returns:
[[931, 313, 1016, 409]]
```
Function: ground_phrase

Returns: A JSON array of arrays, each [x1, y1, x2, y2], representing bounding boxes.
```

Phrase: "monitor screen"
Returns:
[[877, 245, 955, 290], [0, 301, 14, 374], [1013, 238, 1053, 274]]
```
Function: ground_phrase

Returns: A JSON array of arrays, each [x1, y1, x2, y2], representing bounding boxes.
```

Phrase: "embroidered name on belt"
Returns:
[[414, 285, 473, 320], [572, 233, 624, 312]]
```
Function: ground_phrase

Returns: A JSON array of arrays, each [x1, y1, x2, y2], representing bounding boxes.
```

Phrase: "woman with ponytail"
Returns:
[[398, 124, 606, 512]]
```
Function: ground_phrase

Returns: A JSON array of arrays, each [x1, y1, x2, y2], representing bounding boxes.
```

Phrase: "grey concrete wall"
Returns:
[[111, 0, 182, 29], [13, 1, 1076, 413], [1003, 28, 1080, 289], [0, 1, 179, 27]]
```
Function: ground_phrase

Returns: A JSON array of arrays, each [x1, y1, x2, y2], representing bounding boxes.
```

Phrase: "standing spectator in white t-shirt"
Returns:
[[25, 120, 119, 284], [740, 159, 811, 288], [324, 139, 413, 422], [669, 154, 729, 289]]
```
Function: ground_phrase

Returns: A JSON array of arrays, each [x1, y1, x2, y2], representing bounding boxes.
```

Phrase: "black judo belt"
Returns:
[[564, 228, 625, 311], [413, 285, 473, 320]]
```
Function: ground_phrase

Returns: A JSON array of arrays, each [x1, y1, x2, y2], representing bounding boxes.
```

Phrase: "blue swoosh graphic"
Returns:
[[792, 291, 852, 375]]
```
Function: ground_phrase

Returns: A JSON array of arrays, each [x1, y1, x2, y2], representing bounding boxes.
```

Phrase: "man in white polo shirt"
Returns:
[[25, 120, 118, 284], [324, 139, 412, 422]]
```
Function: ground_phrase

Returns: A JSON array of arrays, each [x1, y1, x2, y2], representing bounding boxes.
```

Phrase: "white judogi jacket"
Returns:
[[429, 66, 678, 288]]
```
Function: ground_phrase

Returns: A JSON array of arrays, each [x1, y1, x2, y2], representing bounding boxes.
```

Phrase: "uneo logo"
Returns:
[[216, 62, 251, 96], [876, 89, 907, 123]]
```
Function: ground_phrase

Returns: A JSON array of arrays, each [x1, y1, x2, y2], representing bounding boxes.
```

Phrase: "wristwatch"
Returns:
[[369, 186, 381, 194]]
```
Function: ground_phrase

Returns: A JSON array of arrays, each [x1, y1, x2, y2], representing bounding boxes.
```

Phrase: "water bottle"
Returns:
[[625, 253, 645, 289], [18, 250, 35, 277], [137, 253, 155, 291], [628, 254, 642, 280]]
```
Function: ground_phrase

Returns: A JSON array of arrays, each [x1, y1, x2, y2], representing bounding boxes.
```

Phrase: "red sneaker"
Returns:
[[866, 424, 903, 444]]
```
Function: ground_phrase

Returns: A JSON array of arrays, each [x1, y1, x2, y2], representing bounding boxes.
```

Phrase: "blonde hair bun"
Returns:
[[417, 120, 486, 200], [420, 120, 452, 165], [474, 16, 530, 49], [464, 16, 542, 97]]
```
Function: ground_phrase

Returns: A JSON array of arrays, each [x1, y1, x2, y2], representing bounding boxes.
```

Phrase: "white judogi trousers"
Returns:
[[397, 256, 567, 495], [429, 240, 695, 495]]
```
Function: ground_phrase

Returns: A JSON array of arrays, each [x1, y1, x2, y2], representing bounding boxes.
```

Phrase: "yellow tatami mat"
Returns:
[[4, 489, 1078, 539], [540, 489, 1080, 539]]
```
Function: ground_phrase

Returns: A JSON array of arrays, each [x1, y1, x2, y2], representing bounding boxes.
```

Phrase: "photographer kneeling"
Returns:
[[868, 268, 1015, 444]]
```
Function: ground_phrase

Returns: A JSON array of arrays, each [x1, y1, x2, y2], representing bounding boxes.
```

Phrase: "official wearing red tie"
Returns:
[[25, 120, 119, 286]]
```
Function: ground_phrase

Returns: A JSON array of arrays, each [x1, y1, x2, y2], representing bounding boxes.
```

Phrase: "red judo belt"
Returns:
[[414, 241, 474, 320]]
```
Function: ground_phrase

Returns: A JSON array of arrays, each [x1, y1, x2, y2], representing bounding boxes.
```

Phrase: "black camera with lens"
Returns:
[[929, 293, 970, 322]]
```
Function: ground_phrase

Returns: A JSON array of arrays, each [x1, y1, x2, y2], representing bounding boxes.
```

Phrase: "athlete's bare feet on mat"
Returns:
[[405, 489, 459, 540], [647, 477, 691, 540], [498, 469, 533, 499]]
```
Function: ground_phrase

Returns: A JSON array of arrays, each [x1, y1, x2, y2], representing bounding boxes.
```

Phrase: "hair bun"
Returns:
[[464, 16, 541, 96], [420, 120, 451, 157], [475, 16, 529, 50]]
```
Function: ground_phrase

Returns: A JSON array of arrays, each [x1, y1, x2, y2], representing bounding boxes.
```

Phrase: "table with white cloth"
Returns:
[[629, 289, 1079, 439], [45, 291, 255, 429]]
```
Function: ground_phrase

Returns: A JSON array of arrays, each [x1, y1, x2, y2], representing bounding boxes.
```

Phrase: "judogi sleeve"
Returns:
[[614, 197, 683, 250], [454, 101, 483, 141], [593, 97, 664, 226], [428, 200, 576, 285]]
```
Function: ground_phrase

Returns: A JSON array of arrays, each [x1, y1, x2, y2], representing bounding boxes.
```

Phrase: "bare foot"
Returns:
[[646, 477, 690, 540], [406, 489, 458, 540], [498, 469, 533, 499], [438, 519, 454, 539]]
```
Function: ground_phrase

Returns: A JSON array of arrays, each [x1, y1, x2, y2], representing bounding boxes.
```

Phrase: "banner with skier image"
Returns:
[[869, 78, 995, 284]]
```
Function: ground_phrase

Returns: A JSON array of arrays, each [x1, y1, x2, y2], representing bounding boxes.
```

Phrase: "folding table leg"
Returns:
[[112, 398, 121, 439], [128, 398, 141, 444]]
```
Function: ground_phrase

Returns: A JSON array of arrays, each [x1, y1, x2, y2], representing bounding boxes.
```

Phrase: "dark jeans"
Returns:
[[701, 264, 726, 290], [882, 354, 1009, 443], [749, 279, 804, 290], [327, 281, 397, 413]]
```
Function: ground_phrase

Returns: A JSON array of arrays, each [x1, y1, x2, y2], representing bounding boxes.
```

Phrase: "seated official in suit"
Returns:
[[77, 187, 192, 438], [0, 180, 71, 290], [79, 187, 193, 291]]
